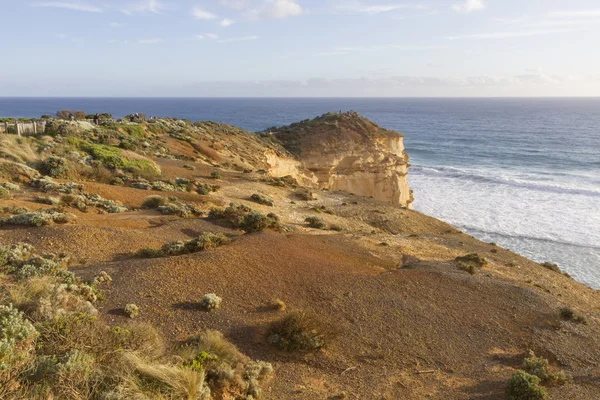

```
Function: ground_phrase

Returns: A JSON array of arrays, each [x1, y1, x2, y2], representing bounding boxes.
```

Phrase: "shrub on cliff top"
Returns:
[[522, 351, 571, 386], [305, 216, 326, 229], [209, 203, 280, 233], [267, 311, 338, 352], [506, 370, 547, 400], [135, 232, 231, 258], [559, 306, 588, 324], [251, 193, 275, 207]]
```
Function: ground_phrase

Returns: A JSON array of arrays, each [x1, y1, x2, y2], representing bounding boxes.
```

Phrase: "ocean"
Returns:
[[1, 97, 599, 288]]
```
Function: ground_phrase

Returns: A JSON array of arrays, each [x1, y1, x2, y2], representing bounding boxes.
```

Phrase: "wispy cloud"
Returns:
[[446, 28, 579, 40], [56, 33, 68, 39], [218, 35, 259, 43], [339, 2, 428, 16], [220, 18, 234, 27], [247, 0, 304, 20], [548, 9, 600, 18], [122, 0, 164, 15], [452, 0, 484, 13], [32, 2, 102, 13], [192, 6, 218, 19], [196, 33, 219, 40], [138, 38, 163, 44]]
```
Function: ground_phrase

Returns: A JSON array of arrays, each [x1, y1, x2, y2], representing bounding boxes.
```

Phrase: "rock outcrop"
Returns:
[[268, 112, 412, 207]]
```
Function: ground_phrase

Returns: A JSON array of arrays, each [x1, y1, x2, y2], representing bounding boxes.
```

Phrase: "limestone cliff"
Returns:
[[268, 112, 413, 207]]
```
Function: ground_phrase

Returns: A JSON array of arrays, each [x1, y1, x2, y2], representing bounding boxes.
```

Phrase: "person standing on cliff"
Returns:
[[93, 113, 100, 125]]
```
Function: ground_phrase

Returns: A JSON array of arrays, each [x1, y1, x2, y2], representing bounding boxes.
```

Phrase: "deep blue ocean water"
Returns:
[[1, 97, 599, 288]]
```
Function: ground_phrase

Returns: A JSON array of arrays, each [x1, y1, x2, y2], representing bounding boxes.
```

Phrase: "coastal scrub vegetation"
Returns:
[[0, 243, 273, 399], [135, 232, 231, 258], [267, 311, 338, 352], [209, 203, 280, 233]]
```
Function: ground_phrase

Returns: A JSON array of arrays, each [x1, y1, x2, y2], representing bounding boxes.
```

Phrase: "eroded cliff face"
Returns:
[[269, 112, 413, 207]]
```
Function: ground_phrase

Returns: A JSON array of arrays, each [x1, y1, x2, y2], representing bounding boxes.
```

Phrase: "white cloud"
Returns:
[[122, 0, 164, 14], [248, 0, 304, 20], [56, 33, 68, 39], [220, 18, 235, 26], [220, 0, 248, 10], [192, 6, 218, 19], [446, 28, 579, 40], [452, 0, 484, 13], [338, 2, 428, 16], [138, 38, 163, 44], [196, 33, 219, 40], [218, 35, 259, 43], [32, 2, 102, 13]]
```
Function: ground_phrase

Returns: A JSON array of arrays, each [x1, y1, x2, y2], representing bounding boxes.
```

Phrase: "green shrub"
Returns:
[[136, 232, 231, 258], [541, 262, 561, 273], [559, 307, 588, 324], [250, 194, 274, 207], [41, 156, 70, 179], [0, 187, 9, 199], [199, 294, 222, 312], [305, 216, 325, 229], [0, 304, 38, 391], [196, 183, 219, 195], [124, 304, 140, 319], [506, 370, 547, 400], [210, 170, 222, 180], [209, 204, 280, 233], [142, 195, 166, 209], [267, 311, 337, 352], [455, 253, 487, 274]]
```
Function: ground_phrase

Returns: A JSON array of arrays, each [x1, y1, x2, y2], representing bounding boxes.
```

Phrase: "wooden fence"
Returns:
[[0, 121, 47, 136]]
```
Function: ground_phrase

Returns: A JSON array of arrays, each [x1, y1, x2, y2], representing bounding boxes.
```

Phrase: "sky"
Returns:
[[1, 0, 600, 97]]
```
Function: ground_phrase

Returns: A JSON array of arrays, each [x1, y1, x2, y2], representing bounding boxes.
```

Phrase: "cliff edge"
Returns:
[[268, 111, 413, 207]]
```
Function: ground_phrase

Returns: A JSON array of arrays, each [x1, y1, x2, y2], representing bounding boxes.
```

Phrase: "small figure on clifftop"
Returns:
[[93, 113, 100, 125], [69, 113, 75, 121]]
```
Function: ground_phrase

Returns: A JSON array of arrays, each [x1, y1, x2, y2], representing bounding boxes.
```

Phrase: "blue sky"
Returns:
[[1, 0, 600, 96]]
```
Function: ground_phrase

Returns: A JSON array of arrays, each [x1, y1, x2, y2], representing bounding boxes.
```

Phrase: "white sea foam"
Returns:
[[410, 165, 600, 288]]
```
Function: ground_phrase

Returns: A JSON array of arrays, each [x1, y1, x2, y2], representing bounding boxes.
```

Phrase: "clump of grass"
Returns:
[[124, 304, 140, 319], [296, 187, 316, 200], [271, 299, 286, 312], [506, 370, 547, 400], [141, 195, 166, 209], [210, 170, 222, 180], [540, 262, 561, 273], [330, 224, 345, 232], [199, 294, 222, 312], [305, 216, 326, 229], [36, 195, 60, 205], [456, 253, 487, 274], [0, 186, 10, 199], [262, 175, 298, 188], [559, 306, 588, 324], [135, 232, 231, 258], [0, 211, 75, 228], [251, 193, 275, 207], [183, 164, 196, 170], [522, 351, 572, 386], [458, 261, 476, 275], [180, 330, 273, 398], [267, 311, 338, 352]]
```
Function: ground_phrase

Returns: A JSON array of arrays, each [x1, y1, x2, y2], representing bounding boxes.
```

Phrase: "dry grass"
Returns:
[[0, 136, 40, 164]]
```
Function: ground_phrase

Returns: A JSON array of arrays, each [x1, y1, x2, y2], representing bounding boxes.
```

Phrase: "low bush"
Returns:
[[0, 211, 76, 227], [251, 193, 275, 206], [124, 304, 140, 319], [209, 203, 280, 233], [305, 216, 325, 229], [41, 156, 70, 179], [267, 311, 338, 352], [157, 201, 201, 218], [559, 307, 588, 324], [522, 351, 571, 386], [196, 182, 220, 195], [506, 370, 547, 400], [296, 187, 316, 200], [135, 232, 231, 258], [541, 262, 561, 273], [210, 170, 222, 180], [199, 294, 222, 312], [141, 195, 166, 209]]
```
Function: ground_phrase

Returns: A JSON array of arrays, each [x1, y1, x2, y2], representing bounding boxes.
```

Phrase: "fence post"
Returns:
[[3, 122, 7, 134]]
